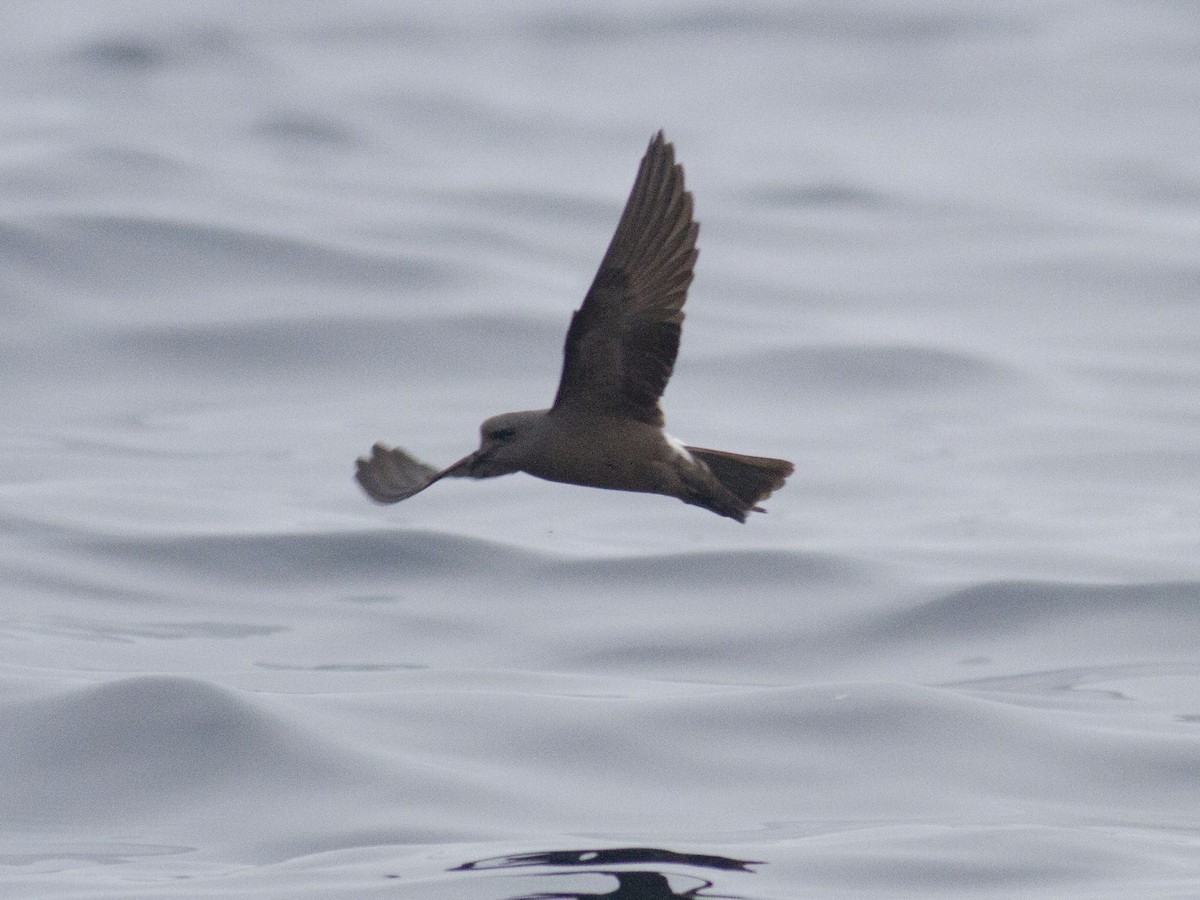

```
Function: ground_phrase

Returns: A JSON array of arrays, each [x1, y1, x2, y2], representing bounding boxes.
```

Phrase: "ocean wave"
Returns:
[[0, 213, 455, 301]]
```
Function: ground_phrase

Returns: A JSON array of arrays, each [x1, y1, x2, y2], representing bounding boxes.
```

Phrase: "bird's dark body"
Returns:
[[356, 132, 792, 522]]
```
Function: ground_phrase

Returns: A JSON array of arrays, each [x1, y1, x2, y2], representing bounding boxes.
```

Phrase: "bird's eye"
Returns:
[[487, 428, 516, 442]]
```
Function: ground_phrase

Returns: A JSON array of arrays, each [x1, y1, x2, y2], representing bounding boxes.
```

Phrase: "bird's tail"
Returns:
[[686, 447, 793, 516]]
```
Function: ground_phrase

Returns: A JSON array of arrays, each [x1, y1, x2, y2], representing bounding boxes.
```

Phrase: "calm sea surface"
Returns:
[[3, 2, 1200, 897]]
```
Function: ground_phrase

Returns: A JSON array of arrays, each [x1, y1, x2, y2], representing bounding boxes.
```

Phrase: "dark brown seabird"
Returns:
[[356, 131, 793, 522]]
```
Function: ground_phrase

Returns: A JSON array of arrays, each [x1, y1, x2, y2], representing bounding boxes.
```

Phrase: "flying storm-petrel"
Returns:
[[355, 131, 792, 522]]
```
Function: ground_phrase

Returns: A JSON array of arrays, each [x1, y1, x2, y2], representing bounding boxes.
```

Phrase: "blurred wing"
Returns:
[[551, 131, 698, 426], [355, 443, 472, 504]]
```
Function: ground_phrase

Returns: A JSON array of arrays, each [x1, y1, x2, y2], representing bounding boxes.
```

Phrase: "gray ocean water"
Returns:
[[4, 2, 1200, 897]]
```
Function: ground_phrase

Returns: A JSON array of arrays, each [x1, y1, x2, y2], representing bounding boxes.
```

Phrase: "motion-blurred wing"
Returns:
[[551, 131, 699, 426], [355, 443, 471, 504]]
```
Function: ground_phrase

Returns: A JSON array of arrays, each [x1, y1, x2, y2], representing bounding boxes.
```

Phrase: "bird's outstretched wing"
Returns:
[[355, 443, 472, 504], [551, 131, 699, 426]]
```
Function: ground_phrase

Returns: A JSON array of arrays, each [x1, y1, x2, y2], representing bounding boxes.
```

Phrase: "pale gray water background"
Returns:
[[3, 1, 1200, 897]]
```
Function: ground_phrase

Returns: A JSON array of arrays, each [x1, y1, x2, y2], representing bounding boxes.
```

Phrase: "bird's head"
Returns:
[[461, 409, 548, 478]]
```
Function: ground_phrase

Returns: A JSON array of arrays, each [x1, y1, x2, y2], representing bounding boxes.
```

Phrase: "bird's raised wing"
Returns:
[[355, 443, 472, 504], [551, 131, 698, 426]]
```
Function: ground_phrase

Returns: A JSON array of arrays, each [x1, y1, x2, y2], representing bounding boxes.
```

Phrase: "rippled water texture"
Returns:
[[3, 1, 1200, 897]]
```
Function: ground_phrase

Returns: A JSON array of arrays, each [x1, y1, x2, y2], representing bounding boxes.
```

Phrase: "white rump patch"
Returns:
[[664, 433, 694, 462]]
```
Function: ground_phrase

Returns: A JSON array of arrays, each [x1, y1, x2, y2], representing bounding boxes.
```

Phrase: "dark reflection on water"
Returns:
[[453, 848, 760, 899], [502, 870, 720, 899], [454, 848, 761, 872]]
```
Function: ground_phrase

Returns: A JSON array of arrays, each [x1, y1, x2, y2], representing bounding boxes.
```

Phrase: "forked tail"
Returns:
[[685, 446, 793, 518]]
